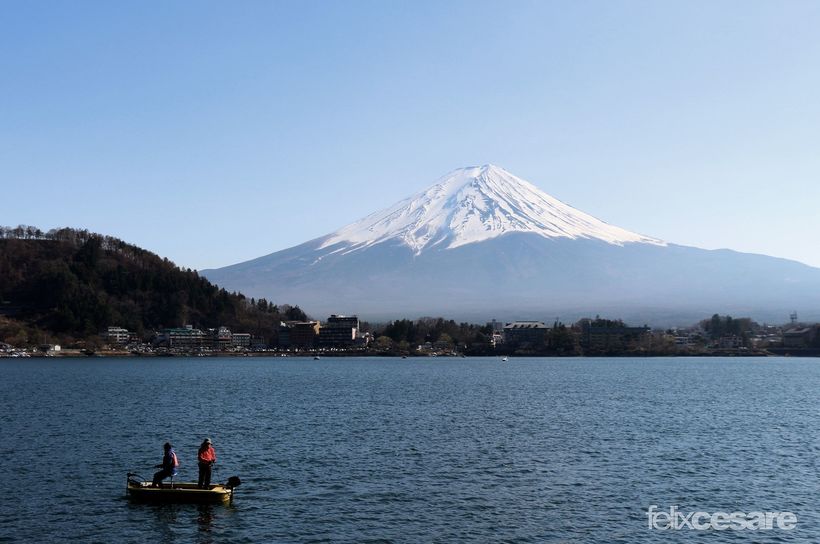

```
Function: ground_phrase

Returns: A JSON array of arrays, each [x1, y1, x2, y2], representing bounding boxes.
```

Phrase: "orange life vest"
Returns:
[[199, 446, 216, 463]]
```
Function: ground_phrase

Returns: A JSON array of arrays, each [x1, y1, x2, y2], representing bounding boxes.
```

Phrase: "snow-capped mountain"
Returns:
[[202, 165, 820, 325], [320, 165, 662, 256]]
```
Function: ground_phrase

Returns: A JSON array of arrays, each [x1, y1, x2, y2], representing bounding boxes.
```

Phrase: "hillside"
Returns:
[[0, 226, 305, 346]]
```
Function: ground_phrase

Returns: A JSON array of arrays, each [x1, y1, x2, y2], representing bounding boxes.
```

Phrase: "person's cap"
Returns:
[[204, 438, 212, 444]]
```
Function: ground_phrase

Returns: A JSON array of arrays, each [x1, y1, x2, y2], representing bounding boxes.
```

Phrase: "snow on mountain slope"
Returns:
[[201, 164, 820, 324], [319, 164, 664, 255]]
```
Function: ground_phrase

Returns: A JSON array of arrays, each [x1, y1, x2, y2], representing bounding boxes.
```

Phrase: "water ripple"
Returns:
[[0, 357, 817, 542]]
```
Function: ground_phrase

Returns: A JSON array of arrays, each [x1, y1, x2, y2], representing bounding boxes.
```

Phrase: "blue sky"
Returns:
[[2, 1, 819, 270]]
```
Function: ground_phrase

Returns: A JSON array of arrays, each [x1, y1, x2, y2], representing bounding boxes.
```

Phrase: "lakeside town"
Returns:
[[2, 227, 818, 360], [2, 312, 819, 359]]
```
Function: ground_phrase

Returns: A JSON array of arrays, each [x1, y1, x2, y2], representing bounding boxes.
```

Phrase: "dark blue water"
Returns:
[[1, 357, 818, 543]]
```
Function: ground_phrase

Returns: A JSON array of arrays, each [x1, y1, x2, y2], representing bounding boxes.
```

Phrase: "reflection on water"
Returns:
[[137, 503, 220, 544], [196, 505, 214, 541], [151, 504, 180, 543]]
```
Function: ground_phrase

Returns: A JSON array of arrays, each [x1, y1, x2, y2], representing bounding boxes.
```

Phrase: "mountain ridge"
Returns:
[[201, 166, 820, 325]]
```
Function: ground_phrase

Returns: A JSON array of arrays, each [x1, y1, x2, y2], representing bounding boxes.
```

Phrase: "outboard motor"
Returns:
[[226, 476, 241, 504]]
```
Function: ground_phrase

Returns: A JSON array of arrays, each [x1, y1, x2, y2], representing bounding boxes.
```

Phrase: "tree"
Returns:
[[0, 226, 307, 345], [374, 335, 395, 352], [283, 305, 307, 321], [549, 324, 578, 354]]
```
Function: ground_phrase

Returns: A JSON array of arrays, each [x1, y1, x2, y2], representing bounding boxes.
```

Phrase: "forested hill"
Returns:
[[0, 226, 306, 345]]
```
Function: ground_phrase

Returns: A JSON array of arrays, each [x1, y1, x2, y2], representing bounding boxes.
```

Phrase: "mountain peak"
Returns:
[[319, 165, 664, 255], [459, 163, 507, 175]]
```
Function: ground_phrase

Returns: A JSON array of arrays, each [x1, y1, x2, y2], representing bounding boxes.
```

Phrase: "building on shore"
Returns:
[[154, 325, 205, 349], [319, 315, 359, 347], [717, 335, 744, 349], [231, 333, 251, 348], [38, 343, 61, 353], [208, 326, 233, 350], [487, 319, 504, 333], [503, 321, 549, 349], [153, 325, 255, 351], [279, 321, 321, 348], [584, 326, 649, 350], [783, 326, 819, 348], [103, 326, 131, 345]]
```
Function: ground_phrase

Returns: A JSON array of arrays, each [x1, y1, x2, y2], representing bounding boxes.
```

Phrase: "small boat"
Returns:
[[126, 473, 241, 505], [313, 356, 320, 360], [501, 356, 509, 362]]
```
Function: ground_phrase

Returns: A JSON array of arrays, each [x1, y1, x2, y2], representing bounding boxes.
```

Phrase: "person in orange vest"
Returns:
[[197, 438, 217, 489], [152, 442, 179, 487]]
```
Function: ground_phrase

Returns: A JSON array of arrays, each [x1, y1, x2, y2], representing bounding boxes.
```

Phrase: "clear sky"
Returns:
[[2, 1, 819, 270]]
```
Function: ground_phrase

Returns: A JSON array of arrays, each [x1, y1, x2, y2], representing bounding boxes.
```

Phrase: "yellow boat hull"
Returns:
[[126, 481, 233, 505]]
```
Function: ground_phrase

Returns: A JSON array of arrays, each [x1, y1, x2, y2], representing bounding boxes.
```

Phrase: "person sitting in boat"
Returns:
[[152, 442, 179, 487], [197, 438, 217, 489]]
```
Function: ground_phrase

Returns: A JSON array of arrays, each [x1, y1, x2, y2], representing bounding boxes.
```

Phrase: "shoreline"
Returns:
[[4, 348, 820, 359]]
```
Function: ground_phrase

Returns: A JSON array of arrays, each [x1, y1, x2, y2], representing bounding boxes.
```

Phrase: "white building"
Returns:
[[104, 326, 131, 345]]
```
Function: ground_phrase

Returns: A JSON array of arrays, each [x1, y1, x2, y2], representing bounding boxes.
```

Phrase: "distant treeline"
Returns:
[[1, 225, 810, 355], [371, 317, 493, 354], [370, 317, 578, 355], [367, 314, 814, 356], [0, 225, 306, 345]]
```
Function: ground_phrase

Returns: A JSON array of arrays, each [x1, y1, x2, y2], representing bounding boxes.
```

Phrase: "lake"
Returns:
[[0, 356, 817, 543]]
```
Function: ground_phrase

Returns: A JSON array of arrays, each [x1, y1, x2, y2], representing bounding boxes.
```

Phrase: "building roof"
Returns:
[[163, 327, 204, 335], [784, 327, 813, 336], [504, 321, 548, 329]]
